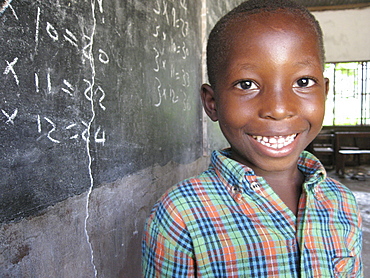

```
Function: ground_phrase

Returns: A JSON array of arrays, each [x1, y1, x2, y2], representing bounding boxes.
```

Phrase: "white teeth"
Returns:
[[270, 137, 277, 144], [252, 134, 297, 149]]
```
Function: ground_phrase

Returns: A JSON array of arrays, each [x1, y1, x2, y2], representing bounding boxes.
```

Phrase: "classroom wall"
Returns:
[[312, 7, 370, 62]]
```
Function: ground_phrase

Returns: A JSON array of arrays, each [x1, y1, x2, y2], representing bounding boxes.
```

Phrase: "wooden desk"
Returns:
[[335, 132, 370, 176]]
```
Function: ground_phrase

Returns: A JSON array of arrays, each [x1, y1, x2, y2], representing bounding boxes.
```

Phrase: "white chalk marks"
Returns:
[[61, 79, 74, 96], [152, 0, 191, 111], [98, 49, 109, 64], [1, 108, 17, 125], [0, 0, 18, 19], [35, 115, 106, 146], [46, 22, 58, 41], [3, 57, 19, 85], [43, 117, 60, 144], [1, 2, 109, 150]]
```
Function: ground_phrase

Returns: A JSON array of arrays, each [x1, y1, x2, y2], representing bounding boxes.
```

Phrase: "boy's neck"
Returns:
[[261, 167, 304, 186], [260, 168, 304, 216]]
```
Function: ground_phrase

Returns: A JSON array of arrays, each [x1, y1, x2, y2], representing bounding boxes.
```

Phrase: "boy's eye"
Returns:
[[294, 78, 316, 88], [235, 80, 258, 90]]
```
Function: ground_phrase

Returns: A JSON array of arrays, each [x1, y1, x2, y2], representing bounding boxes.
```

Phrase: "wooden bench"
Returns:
[[337, 150, 370, 176], [335, 132, 370, 176], [309, 133, 335, 169]]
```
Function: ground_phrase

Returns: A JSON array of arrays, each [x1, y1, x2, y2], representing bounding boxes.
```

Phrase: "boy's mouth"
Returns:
[[251, 134, 297, 149]]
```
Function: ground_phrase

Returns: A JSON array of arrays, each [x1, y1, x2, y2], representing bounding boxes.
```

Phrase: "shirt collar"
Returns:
[[297, 151, 327, 196], [210, 149, 327, 194], [211, 148, 253, 185]]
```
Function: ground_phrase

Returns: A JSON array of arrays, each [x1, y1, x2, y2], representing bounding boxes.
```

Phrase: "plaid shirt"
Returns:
[[142, 149, 362, 277]]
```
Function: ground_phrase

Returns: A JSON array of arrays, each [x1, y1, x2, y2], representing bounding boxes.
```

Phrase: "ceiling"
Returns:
[[294, 0, 370, 11]]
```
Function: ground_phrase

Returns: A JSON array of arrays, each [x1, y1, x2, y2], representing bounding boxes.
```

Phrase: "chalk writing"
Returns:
[[1, 108, 17, 125], [3, 57, 19, 85], [154, 77, 164, 107], [34, 7, 40, 52], [82, 33, 93, 64], [35, 115, 106, 145], [47, 71, 51, 94], [94, 126, 106, 146], [1, 2, 109, 152], [180, 0, 188, 12], [64, 29, 78, 48], [66, 123, 79, 140], [61, 79, 74, 96], [97, 0, 104, 13], [0, 0, 12, 15], [98, 49, 109, 64], [151, 0, 191, 111], [34, 73, 39, 93], [43, 117, 61, 144], [153, 47, 162, 72], [0, 0, 18, 19], [46, 22, 58, 41], [95, 86, 106, 111]]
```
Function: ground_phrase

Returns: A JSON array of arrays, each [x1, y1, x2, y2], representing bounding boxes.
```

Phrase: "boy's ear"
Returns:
[[324, 78, 329, 98], [201, 84, 218, 122]]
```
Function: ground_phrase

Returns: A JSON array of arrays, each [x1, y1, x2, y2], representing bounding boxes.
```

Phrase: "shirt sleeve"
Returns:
[[142, 201, 196, 277], [351, 205, 363, 277], [325, 180, 364, 277], [336, 188, 363, 277]]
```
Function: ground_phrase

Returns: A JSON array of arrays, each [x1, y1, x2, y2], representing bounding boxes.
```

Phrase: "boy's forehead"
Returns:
[[223, 11, 320, 56], [227, 10, 313, 35]]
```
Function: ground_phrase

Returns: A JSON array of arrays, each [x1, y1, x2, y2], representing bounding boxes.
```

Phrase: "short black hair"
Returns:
[[206, 0, 325, 88]]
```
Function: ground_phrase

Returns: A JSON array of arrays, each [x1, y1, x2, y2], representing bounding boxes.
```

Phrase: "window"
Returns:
[[323, 61, 370, 126]]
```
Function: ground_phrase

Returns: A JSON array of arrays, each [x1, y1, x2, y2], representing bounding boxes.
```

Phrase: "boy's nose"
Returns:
[[258, 87, 297, 120]]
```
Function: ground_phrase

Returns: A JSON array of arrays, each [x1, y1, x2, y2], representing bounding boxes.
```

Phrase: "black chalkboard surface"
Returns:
[[0, 0, 202, 223]]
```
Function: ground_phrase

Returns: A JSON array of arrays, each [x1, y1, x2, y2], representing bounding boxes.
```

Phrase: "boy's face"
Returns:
[[201, 11, 328, 175]]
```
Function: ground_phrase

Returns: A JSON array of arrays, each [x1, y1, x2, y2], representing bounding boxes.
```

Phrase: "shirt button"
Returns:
[[250, 182, 259, 190]]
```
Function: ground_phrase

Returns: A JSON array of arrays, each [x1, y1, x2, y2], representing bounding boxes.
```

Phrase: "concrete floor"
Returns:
[[327, 165, 370, 276]]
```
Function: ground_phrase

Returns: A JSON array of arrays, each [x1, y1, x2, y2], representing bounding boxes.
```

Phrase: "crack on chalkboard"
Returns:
[[83, 0, 98, 277]]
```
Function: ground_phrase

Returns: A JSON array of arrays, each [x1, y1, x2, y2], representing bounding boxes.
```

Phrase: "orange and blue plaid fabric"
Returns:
[[142, 150, 362, 277]]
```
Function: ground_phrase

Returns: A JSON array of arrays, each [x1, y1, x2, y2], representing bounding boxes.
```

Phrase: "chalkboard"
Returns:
[[0, 0, 202, 223]]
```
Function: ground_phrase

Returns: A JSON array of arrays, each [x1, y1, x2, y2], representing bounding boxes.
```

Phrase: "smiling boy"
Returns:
[[142, 0, 363, 277]]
